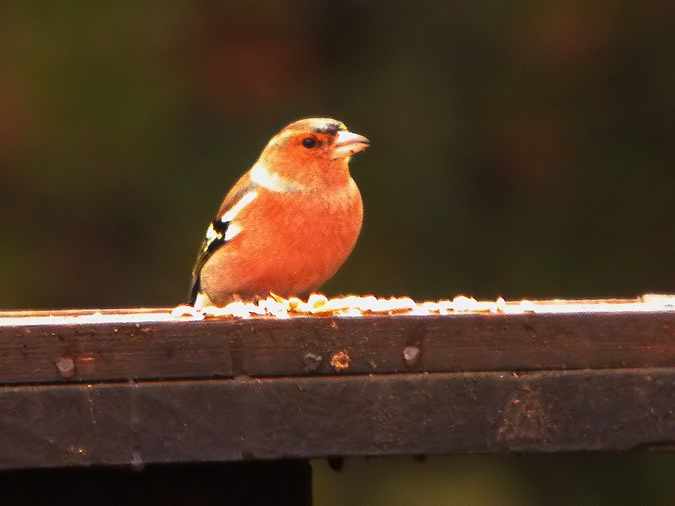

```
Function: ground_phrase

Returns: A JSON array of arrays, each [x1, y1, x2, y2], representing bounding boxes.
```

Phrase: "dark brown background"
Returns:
[[1, 2, 674, 504]]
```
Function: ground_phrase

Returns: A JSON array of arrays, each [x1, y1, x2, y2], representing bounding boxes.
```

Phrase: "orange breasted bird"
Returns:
[[188, 117, 370, 308]]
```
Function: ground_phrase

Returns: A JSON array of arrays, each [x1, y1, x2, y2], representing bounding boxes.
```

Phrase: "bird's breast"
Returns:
[[201, 179, 363, 300], [256, 182, 363, 292]]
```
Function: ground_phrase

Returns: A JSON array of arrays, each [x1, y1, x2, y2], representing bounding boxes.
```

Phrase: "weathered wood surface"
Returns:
[[0, 308, 673, 384], [2, 368, 675, 471], [1, 302, 675, 471]]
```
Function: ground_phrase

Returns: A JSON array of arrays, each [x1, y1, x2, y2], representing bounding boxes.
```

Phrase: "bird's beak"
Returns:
[[332, 130, 370, 159]]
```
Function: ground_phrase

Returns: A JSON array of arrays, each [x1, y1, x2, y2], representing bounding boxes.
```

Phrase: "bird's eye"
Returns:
[[302, 137, 318, 149]]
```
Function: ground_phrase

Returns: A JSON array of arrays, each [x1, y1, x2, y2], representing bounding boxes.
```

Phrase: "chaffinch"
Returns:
[[188, 117, 370, 308]]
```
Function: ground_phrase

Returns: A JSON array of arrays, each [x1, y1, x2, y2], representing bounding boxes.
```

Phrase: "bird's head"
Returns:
[[253, 118, 370, 190]]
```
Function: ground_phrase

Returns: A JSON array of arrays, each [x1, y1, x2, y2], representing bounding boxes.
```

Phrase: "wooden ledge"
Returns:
[[2, 368, 675, 470], [0, 300, 673, 384], [1, 298, 674, 470]]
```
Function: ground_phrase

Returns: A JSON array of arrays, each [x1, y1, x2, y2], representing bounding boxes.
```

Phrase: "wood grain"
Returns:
[[2, 303, 674, 470], [0, 310, 673, 384], [2, 368, 675, 470]]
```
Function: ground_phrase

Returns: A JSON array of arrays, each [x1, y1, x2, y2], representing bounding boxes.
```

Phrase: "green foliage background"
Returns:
[[1, 2, 674, 504]]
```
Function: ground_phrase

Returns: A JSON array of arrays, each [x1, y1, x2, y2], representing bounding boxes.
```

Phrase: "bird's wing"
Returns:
[[188, 218, 230, 304], [187, 175, 255, 304]]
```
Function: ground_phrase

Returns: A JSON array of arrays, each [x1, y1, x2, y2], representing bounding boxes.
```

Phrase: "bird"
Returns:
[[188, 117, 370, 309]]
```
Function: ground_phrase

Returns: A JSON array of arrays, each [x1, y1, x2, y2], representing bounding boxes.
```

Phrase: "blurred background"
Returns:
[[1, 1, 673, 504]]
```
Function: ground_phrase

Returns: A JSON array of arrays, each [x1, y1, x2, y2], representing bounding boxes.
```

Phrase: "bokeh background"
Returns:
[[1, 1, 674, 504]]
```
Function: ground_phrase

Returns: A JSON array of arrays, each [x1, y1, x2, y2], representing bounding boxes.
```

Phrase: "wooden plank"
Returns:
[[0, 310, 674, 384], [2, 368, 675, 470], [0, 318, 234, 384]]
